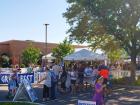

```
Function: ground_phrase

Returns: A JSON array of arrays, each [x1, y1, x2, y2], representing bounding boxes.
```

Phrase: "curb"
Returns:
[[0, 101, 45, 105], [113, 85, 140, 89]]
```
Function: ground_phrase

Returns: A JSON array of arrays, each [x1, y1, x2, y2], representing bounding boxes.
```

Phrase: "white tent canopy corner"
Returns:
[[42, 53, 56, 60], [63, 49, 107, 61]]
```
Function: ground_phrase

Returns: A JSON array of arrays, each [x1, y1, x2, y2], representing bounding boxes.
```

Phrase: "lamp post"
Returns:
[[45, 24, 49, 54], [44, 23, 49, 67]]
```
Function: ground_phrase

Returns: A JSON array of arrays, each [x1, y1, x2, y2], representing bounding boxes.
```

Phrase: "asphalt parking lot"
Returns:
[[1, 84, 140, 105]]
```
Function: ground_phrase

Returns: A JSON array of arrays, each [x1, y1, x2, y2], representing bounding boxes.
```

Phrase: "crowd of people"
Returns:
[[35, 61, 112, 105], [6, 61, 112, 105]]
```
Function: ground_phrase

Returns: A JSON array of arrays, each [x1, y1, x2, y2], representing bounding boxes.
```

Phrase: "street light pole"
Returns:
[[44, 23, 49, 68], [44, 23, 49, 55]]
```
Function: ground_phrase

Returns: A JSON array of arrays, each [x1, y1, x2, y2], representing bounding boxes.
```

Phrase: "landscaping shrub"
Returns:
[[20, 64, 26, 68], [111, 77, 132, 85], [133, 77, 140, 86], [111, 77, 140, 86]]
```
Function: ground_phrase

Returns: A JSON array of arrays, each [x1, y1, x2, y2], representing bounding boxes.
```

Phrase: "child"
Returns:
[[93, 76, 105, 105], [7, 74, 17, 98]]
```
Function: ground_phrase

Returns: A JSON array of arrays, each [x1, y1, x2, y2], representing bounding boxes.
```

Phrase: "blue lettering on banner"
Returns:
[[17, 73, 34, 83], [0, 74, 11, 84], [0, 73, 34, 84]]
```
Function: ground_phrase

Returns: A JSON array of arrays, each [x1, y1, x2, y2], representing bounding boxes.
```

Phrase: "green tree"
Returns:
[[52, 38, 74, 62], [107, 49, 127, 64], [22, 44, 40, 66], [64, 0, 140, 81], [89, 35, 127, 64]]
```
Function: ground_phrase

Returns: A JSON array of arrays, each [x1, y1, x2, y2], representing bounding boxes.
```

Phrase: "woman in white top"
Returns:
[[38, 67, 51, 101]]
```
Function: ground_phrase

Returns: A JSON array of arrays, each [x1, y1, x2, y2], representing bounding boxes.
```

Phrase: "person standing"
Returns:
[[70, 66, 77, 95], [77, 63, 85, 92], [52, 63, 61, 94], [7, 74, 17, 98], [92, 65, 98, 86], [84, 64, 93, 88], [93, 76, 105, 105], [98, 63, 109, 98], [98, 67, 109, 86], [60, 67, 67, 93], [65, 69, 71, 93], [38, 67, 51, 101], [50, 66, 57, 100]]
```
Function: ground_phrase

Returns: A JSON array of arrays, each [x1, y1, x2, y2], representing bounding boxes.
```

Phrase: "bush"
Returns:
[[111, 78, 125, 85], [111, 77, 131, 85], [20, 64, 26, 68], [111, 77, 140, 86], [133, 78, 140, 86]]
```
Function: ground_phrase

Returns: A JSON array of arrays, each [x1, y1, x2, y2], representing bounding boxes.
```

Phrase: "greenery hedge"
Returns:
[[134, 77, 140, 86], [0, 102, 38, 105], [111, 77, 140, 86]]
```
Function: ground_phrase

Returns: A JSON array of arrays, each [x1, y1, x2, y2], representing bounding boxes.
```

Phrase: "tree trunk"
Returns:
[[130, 53, 137, 83]]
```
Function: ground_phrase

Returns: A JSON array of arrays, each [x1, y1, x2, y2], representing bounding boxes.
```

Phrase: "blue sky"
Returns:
[[0, 0, 69, 43]]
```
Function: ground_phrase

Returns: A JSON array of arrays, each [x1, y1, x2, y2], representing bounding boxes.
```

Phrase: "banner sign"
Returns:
[[13, 79, 38, 102], [17, 73, 34, 83], [23, 79, 38, 102], [0, 73, 34, 84], [78, 100, 96, 105], [0, 73, 11, 84], [34, 72, 46, 83]]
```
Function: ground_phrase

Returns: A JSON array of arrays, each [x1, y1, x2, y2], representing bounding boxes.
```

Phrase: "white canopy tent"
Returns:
[[63, 49, 107, 61], [42, 53, 56, 60]]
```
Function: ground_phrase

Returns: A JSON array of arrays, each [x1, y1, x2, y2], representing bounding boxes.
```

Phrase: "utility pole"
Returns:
[[44, 23, 49, 67]]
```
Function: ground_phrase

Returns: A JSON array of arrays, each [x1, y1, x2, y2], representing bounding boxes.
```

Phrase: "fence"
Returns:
[[110, 70, 131, 79]]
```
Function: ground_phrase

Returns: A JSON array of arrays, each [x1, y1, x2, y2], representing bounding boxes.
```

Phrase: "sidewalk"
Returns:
[[1, 84, 140, 105], [113, 84, 140, 89], [0, 85, 9, 101], [0, 84, 93, 105]]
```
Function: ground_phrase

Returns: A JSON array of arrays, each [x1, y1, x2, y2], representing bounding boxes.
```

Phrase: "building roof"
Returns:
[[0, 39, 86, 48]]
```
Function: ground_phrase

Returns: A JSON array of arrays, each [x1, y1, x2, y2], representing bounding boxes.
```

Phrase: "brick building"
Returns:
[[0, 40, 86, 65]]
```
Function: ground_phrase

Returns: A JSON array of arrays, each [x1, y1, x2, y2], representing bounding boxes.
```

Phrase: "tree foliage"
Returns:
[[89, 35, 126, 63], [0, 54, 10, 67], [107, 49, 127, 63], [52, 38, 74, 62], [64, 0, 140, 80], [22, 44, 40, 66]]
